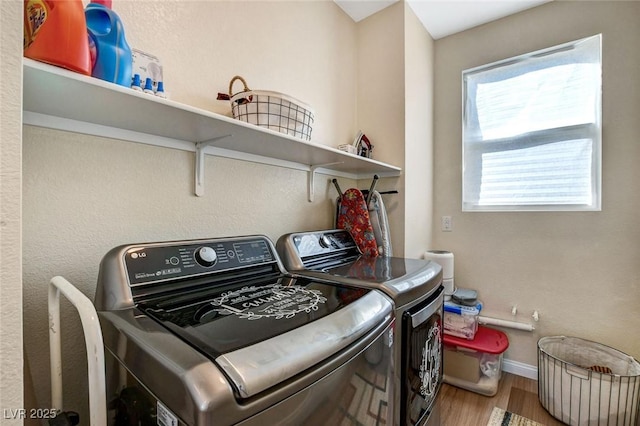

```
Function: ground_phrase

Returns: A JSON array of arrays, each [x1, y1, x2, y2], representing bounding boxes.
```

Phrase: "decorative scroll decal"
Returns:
[[211, 284, 327, 320], [419, 323, 442, 398]]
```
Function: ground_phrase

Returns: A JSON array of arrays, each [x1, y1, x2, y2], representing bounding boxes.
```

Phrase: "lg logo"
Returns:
[[130, 251, 147, 259]]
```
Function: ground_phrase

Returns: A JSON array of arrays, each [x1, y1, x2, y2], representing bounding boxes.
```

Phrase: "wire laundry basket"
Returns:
[[224, 76, 314, 141], [538, 336, 640, 425]]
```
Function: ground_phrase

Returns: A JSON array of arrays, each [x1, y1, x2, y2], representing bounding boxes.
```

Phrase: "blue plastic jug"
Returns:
[[85, 0, 132, 86]]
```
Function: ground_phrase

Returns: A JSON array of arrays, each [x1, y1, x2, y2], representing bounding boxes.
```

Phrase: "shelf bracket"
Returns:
[[195, 135, 232, 196], [308, 162, 343, 202]]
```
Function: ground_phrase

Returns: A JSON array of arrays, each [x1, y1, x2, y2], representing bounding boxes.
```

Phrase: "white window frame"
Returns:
[[462, 34, 602, 212]]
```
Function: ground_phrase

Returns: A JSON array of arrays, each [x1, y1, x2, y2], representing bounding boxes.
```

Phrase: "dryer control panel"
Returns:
[[290, 230, 358, 259]]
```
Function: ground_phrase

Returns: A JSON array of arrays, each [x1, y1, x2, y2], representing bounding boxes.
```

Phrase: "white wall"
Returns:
[[355, 2, 435, 258], [1, 1, 24, 423], [118, 0, 359, 149], [433, 1, 640, 366], [22, 1, 365, 421], [404, 3, 434, 258], [356, 2, 406, 255]]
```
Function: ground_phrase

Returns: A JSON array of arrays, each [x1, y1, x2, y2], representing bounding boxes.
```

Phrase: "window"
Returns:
[[462, 34, 602, 211]]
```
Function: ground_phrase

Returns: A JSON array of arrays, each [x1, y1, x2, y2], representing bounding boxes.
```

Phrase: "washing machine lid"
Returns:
[[139, 274, 392, 398]]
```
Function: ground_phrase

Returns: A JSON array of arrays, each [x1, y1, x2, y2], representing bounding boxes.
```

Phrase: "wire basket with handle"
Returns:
[[218, 76, 314, 141]]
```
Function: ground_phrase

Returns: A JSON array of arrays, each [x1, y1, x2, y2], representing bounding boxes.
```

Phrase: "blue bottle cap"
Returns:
[[132, 74, 141, 87], [143, 77, 153, 91]]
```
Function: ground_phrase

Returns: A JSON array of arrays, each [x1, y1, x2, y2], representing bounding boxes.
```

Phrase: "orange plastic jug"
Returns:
[[24, 0, 91, 76]]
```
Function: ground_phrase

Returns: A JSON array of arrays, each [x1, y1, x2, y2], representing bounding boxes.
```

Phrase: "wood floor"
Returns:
[[437, 372, 565, 426]]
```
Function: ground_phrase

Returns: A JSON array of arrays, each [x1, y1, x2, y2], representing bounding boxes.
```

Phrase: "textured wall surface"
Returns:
[[116, 0, 360, 149], [404, 3, 435, 259], [1, 0, 24, 423], [433, 1, 640, 366], [355, 2, 436, 258], [357, 3, 407, 255]]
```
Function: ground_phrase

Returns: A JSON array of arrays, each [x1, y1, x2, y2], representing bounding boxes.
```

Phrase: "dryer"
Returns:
[[277, 229, 444, 426]]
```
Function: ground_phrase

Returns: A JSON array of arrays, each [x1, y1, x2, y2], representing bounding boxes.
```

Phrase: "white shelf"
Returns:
[[22, 58, 401, 199]]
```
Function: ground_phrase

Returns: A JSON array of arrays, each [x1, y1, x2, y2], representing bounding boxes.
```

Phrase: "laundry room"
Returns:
[[2, 0, 640, 425]]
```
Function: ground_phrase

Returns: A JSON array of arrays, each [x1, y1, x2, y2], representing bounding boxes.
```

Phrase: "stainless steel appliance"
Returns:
[[94, 235, 395, 425], [277, 229, 444, 426]]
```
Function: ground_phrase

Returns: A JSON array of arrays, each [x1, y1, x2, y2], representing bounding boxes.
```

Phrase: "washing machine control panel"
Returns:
[[124, 237, 275, 285]]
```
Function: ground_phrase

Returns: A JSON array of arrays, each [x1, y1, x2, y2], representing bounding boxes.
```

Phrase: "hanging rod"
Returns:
[[365, 174, 379, 204]]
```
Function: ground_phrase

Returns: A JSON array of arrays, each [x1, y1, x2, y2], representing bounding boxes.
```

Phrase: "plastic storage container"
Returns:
[[538, 336, 640, 425], [444, 300, 482, 340], [443, 325, 509, 396]]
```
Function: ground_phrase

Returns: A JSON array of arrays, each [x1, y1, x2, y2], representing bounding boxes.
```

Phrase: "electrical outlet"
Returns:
[[441, 216, 452, 232]]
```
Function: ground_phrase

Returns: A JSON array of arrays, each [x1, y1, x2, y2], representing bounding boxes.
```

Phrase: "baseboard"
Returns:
[[502, 358, 538, 380]]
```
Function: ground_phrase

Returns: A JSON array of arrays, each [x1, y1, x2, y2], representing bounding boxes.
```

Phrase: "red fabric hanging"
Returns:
[[337, 188, 378, 257]]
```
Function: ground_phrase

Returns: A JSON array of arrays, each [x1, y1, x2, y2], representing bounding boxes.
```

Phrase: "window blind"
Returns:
[[462, 34, 602, 211]]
